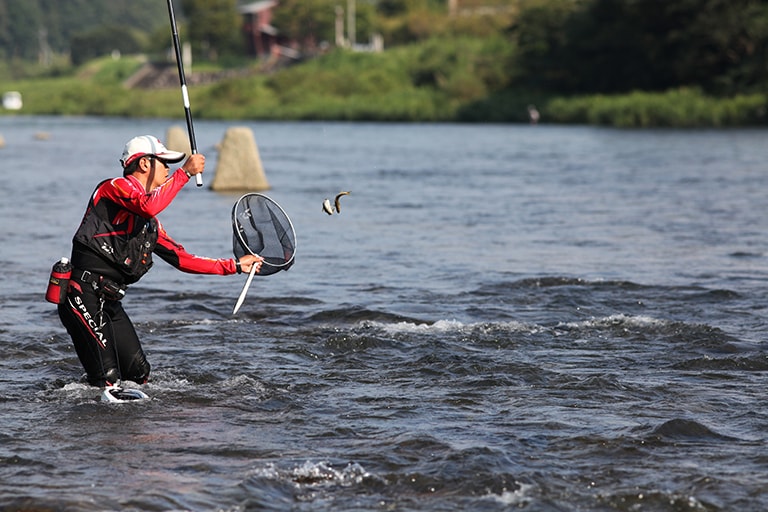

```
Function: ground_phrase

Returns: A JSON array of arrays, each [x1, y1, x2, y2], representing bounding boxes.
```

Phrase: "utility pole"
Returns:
[[347, 0, 356, 48], [448, 0, 458, 16], [335, 5, 345, 47], [38, 28, 51, 67]]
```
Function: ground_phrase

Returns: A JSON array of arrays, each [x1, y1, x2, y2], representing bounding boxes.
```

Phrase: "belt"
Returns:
[[75, 269, 102, 287], [74, 269, 123, 286], [74, 269, 127, 300]]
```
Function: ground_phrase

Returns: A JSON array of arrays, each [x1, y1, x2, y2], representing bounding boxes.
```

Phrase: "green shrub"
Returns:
[[4, 43, 768, 126], [545, 89, 768, 127]]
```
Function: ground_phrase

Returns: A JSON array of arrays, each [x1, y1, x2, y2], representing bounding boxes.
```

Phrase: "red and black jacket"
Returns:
[[71, 169, 236, 284]]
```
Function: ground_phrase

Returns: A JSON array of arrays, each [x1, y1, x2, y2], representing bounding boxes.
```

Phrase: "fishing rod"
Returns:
[[167, 0, 203, 187]]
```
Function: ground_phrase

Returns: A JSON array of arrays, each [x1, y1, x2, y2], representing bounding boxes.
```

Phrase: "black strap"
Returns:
[[74, 269, 127, 300], [75, 269, 101, 287]]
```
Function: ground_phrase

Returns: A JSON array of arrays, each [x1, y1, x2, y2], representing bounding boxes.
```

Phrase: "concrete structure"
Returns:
[[211, 127, 270, 191], [165, 125, 192, 156]]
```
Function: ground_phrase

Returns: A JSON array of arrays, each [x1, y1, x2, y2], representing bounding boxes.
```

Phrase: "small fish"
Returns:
[[334, 191, 351, 213], [322, 198, 334, 215]]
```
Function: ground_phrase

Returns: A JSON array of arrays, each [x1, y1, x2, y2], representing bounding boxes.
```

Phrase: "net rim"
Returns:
[[232, 192, 297, 269]]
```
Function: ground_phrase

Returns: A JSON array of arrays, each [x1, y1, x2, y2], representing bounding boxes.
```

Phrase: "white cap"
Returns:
[[120, 135, 186, 168]]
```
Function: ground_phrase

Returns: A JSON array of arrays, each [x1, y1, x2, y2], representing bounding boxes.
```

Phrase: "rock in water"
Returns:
[[211, 127, 270, 191], [165, 125, 192, 156]]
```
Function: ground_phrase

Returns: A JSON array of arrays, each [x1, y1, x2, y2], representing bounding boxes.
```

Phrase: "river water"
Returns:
[[1, 116, 767, 511]]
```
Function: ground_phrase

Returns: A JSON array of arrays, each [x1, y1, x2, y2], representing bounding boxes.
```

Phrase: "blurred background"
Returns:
[[2, 0, 768, 126]]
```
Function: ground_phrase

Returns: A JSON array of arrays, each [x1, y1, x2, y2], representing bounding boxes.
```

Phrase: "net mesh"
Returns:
[[232, 194, 296, 276]]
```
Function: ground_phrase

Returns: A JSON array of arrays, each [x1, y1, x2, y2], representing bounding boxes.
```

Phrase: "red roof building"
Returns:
[[239, 1, 279, 58]]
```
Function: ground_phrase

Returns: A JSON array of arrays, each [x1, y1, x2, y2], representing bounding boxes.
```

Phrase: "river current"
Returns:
[[1, 116, 767, 510]]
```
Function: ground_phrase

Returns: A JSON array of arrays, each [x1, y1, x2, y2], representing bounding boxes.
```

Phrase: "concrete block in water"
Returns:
[[165, 125, 192, 156], [211, 127, 270, 191]]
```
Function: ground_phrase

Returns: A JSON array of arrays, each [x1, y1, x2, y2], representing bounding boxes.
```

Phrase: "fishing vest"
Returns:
[[72, 180, 158, 284]]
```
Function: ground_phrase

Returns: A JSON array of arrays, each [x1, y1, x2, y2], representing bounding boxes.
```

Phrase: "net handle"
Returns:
[[232, 264, 258, 315]]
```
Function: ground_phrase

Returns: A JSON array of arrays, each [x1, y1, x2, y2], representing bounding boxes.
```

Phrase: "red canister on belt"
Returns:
[[46, 257, 72, 304]]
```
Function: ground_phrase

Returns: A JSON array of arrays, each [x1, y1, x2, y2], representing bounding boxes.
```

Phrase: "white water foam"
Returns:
[[557, 313, 668, 330], [482, 482, 535, 506], [362, 319, 543, 335], [248, 460, 373, 488]]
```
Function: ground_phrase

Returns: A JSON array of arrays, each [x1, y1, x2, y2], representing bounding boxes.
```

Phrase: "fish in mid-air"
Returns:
[[322, 191, 351, 215], [334, 191, 350, 213]]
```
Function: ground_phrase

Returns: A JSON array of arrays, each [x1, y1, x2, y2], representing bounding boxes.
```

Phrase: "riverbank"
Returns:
[[2, 52, 767, 127]]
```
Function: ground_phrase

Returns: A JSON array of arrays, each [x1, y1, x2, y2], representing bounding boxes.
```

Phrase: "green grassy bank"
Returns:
[[2, 47, 767, 127]]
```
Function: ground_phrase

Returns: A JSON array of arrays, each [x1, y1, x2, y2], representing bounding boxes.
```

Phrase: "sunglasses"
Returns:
[[147, 156, 169, 168]]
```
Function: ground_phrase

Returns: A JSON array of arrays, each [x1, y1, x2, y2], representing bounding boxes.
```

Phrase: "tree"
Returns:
[[651, 0, 768, 94], [180, 0, 242, 61], [513, 0, 768, 95], [0, 0, 42, 60], [70, 25, 145, 66], [272, 0, 375, 52], [512, 0, 578, 92], [0, 0, 170, 62], [272, 0, 342, 51]]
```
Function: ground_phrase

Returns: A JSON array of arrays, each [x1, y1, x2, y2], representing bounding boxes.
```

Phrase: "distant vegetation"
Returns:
[[2, 0, 768, 126]]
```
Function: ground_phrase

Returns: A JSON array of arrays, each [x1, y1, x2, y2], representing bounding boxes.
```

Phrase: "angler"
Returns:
[[53, 135, 263, 387]]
